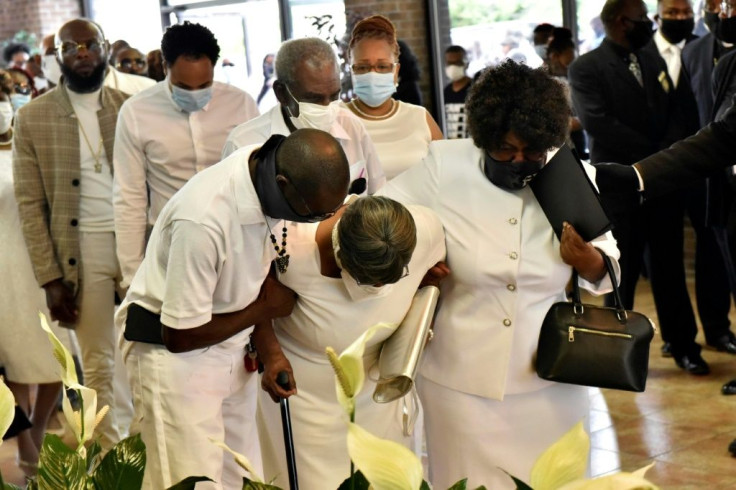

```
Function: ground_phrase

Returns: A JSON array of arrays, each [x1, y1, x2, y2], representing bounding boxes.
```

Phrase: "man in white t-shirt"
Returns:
[[113, 21, 259, 288], [117, 129, 349, 489], [222, 37, 384, 195]]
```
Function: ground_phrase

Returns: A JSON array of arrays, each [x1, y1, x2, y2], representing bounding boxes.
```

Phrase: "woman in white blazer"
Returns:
[[385, 60, 620, 489]]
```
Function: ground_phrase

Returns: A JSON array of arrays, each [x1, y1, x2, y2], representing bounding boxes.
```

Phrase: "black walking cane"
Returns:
[[277, 370, 299, 490]]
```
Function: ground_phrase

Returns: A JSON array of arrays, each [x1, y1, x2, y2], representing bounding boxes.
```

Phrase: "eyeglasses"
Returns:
[[286, 177, 339, 222], [57, 41, 103, 57], [117, 58, 146, 70], [350, 62, 397, 75], [489, 147, 547, 163], [355, 264, 410, 287], [14, 83, 31, 96]]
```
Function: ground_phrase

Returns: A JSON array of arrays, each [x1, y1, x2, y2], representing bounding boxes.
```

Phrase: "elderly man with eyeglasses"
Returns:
[[12, 18, 131, 449]]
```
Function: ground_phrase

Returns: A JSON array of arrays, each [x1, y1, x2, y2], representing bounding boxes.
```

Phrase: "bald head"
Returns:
[[55, 19, 109, 93], [277, 128, 349, 213]]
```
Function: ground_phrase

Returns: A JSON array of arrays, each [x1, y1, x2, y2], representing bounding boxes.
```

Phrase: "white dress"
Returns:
[[256, 205, 445, 490], [343, 101, 431, 180], [385, 140, 621, 489], [0, 149, 72, 383]]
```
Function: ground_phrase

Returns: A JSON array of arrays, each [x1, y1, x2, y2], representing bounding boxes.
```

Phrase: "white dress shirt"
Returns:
[[113, 80, 259, 287], [654, 29, 686, 88], [222, 104, 385, 195], [104, 68, 156, 95]]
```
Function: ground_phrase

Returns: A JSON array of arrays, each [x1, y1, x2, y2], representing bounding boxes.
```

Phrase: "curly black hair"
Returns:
[[466, 60, 569, 153], [3, 43, 30, 64], [161, 21, 220, 66]]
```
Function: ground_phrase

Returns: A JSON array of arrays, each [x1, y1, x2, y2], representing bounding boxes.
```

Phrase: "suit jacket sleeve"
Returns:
[[569, 57, 654, 157], [12, 107, 63, 286], [637, 97, 736, 197]]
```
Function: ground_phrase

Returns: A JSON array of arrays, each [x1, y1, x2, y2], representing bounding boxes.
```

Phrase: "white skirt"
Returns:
[[419, 376, 591, 490]]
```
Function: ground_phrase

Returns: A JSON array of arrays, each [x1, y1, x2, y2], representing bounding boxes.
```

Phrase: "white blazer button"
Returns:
[[503, 318, 512, 327], [508, 218, 518, 225], [509, 252, 518, 260], [507, 284, 516, 291]]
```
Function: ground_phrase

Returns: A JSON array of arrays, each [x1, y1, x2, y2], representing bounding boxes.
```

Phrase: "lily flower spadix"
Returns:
[[210, 438, 264, 483]]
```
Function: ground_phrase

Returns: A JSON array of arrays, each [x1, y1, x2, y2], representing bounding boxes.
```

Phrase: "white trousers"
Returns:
[[419, 376, 591, 490], [77, 231, 132, 449], [125, 340, 261, 489]]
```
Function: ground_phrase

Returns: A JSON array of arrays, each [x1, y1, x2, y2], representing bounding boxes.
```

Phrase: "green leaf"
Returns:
[[472, 487, 488, 490], [86, 440, 102, 472], [447, 479, 467, 490], [166, 476, 214, 490], [89, 434, 146, 490], [336, 470, 370, 490], [241, 477, 283, 490], [420, 481, 432, 490], [500, 470, 533, 490], [37, 433, 88, 490]]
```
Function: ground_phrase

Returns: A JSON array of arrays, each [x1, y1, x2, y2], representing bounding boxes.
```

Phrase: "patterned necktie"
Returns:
[[628, 53, 643, 87]]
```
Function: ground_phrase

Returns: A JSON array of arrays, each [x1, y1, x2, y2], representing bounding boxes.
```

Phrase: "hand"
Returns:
[[560, 222, 605, 283], [260, 355, 297, 403], [419, 261, 451, 289], [256, 274, 297, 321], [43, 279, 78, 324], [593, 162, 640, 195]]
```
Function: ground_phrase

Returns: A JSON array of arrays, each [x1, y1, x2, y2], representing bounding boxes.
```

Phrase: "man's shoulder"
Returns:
[[214, 81, 256, 102], [683, 33, 711, 59], [227, 109, 274, 143]]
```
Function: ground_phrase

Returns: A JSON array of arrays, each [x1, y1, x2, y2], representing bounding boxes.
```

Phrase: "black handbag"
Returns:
[[535, 253, 656, 392]]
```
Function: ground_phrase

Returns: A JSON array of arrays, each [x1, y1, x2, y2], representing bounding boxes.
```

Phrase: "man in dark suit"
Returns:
[[643, 0, 736, 360], [569, 0, 711, 375]]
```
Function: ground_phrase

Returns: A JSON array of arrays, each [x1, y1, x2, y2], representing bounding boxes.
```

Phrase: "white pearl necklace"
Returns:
[[349, 99, 397, 120]]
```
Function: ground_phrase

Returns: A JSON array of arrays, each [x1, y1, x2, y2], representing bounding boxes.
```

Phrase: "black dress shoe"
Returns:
[[723, 380, 736, 395], [707, 335, 736, 354], [661, 342, 672, 358], [674, 354, 710, 375], [729, 439, 736, 456]]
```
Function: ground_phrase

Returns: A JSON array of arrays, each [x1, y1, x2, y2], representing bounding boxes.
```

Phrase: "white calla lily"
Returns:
[[210, 438, 264, 483], [62, 383, 108, 455], [558, 463, 658, 490], [0, 378, 15, 444], [39, 311, 78, 386], [326, 323, 393, 416], [530, 421, 590, 490], [347, 422, 423, 490]]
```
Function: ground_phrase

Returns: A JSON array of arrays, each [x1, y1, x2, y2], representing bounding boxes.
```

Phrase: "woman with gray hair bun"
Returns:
[[252, 195, 446, 489]]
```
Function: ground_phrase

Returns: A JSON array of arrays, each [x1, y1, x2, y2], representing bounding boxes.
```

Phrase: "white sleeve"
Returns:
[[113, 102, 149, 289], [382, 141, 442, 209], [160, 220, 222, 329]]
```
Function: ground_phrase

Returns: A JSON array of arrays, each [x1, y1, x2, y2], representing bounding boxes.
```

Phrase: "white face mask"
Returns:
[[0, 101, 13, 134], [42, 54, 62, 86], [285, 85, 339, 132], [445, 65, 466, 82]]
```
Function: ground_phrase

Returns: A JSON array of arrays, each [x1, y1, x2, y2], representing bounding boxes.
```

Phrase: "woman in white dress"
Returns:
[[342, 15, 443, 180], [385, 61, 621, 489], [0, 69, 68, 477], [253, 196, 445, 490]]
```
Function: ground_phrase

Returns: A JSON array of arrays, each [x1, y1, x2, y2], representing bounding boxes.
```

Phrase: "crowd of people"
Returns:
[[2, 0, 736, 488]]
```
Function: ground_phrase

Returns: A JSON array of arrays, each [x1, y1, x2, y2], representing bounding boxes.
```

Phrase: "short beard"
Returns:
[[60, 62, 107, 93]]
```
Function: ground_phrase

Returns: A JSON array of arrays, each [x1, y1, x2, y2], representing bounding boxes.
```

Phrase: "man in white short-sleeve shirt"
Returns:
[[116, 129, 349, 489], [114, 21, 259, 288], [222, 37, 384, 196]]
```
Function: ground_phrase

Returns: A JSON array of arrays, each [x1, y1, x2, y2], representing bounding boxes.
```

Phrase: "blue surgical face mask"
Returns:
[[10, 93, 31, 112], [351, 71, 396, 108], [170, 83, 213, 112]]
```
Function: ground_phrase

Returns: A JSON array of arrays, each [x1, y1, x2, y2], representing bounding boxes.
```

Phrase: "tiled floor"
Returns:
[[1, 279, 735, 488]]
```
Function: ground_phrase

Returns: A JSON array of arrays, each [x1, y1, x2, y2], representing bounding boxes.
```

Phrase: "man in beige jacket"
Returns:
[[13, 18, 129, 449]]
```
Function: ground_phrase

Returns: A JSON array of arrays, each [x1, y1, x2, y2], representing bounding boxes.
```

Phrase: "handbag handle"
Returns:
[[570, 251, 626, 322]]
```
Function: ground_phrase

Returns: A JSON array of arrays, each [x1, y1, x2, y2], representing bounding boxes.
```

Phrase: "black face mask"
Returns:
[[253, 134, 313, 223], [716, 16, 736, 43], [624, 17, 655, 50], [483, 152, 546, 190], [659, 18, 694, 44], [704, 11, 720, 33]]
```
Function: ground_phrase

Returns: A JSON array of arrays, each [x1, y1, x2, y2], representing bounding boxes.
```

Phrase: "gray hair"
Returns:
[[336, 196, 417, 286], [275, 37, 339, 87]]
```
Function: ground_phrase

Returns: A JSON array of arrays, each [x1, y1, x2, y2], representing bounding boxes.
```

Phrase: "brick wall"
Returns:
[[343, 0, 451, 117], [0, 0, 81, 49]]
